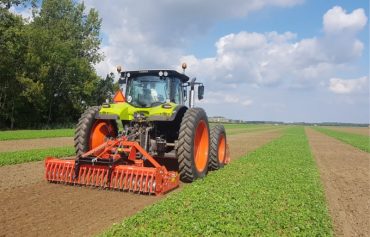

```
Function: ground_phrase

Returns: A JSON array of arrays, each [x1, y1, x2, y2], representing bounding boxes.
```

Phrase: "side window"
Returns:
[[172, 78, 182, 104]]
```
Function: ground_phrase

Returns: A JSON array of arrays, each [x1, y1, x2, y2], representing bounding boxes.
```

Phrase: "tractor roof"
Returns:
[[120, 70, 189, 83]]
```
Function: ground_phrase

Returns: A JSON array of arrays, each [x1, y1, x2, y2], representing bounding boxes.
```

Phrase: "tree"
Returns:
[[0, 9, 44, 128], [25, 0, 103, 125]]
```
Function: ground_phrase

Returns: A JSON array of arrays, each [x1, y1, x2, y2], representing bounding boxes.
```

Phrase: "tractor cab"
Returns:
[[116, 64, 205, 109], [118, 70, 189, 108]]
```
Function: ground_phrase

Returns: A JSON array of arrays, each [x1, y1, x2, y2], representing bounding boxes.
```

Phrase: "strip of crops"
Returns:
[[0, 129, 74, 141], [315, 127, 369, 153], [226, 126, 280, 135], [0, 146, 74, 166], [102, 127, 332, 236]]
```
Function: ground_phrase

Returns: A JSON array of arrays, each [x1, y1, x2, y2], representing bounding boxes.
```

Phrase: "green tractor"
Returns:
[[45, 64, 229, 195]]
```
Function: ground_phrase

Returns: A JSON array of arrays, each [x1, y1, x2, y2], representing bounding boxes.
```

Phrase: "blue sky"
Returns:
[[89, 0, 369, 124], [13, 0, 369, 123]]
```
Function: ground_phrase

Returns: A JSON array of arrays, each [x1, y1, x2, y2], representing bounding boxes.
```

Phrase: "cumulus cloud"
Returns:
[[329, 76, 369, 94], [85, 0, 303, 74], [323, 6, 368, 34], [178, 5, 368, 101]]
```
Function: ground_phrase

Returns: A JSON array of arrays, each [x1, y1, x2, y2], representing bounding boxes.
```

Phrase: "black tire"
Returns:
[[208, 125, 227, 170], [74, 106, 117, 157], [176, 108, 210, 182]]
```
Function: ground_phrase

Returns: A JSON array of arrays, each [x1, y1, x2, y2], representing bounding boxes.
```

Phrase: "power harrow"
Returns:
[[45, 136, 179, 195]]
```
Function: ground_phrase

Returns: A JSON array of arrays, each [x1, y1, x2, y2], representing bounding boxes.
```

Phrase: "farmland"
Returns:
[[0, 125, 368, 236], [314, 127, 370, 152], [102, 127, 332, 236]]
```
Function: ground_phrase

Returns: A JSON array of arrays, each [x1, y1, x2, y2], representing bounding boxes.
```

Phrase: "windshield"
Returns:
[[126, 76, 173, 108]]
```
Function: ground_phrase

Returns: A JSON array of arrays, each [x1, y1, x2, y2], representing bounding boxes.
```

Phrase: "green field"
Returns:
[[102, 127, 332, 236], [0, 129, 74, 141], [0, 146, 74, 166], [315, 127, 369, 153]]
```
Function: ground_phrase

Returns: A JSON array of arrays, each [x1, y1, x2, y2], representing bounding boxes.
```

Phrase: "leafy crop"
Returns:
[[101, 127, 332, 236], [0, 146, 74, 166], [315, 127, 369, 152], [0, 129, 74, 141]]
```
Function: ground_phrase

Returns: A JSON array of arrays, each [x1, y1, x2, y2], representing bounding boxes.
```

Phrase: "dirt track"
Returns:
[[0, 129, 282, 237], [323, 126, 369, 136], [306, 128, 369, 237], [0, 137, 73, 152]]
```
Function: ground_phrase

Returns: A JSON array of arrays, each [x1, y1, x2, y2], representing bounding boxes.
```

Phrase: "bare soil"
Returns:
[[0, 137, 74, 152], [306, 128, 370, 237], [0, 129, 281, 237], [323, 126, 369, 136]]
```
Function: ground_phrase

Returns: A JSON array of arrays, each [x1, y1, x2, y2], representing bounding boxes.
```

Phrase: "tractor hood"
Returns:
[[99, 102, 181, 121]]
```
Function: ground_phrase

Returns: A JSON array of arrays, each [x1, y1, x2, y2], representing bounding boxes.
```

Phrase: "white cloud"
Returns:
[[85, 0, 303, 75], [9, 6, 34, 22], [181, 6, 367, 91], [242, 99, 253, 107], [329, 76, 369, 94], [323, 6, 368, 34]]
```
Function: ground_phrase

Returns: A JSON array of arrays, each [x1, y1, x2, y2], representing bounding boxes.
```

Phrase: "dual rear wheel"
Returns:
[[176, 108, 227, 182]]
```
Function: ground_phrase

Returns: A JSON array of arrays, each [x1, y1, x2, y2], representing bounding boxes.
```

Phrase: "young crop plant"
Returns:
[[0, 129, 74, 141], [101, 127, 332, 237], [0, 146, 74, 166], [315, 127, 369, 153]]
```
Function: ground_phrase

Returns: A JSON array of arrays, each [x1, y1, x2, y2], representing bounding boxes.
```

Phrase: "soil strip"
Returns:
[[0, 137, 73, 153], [0, 129, 281, 237], [323, 126, 369, 136], [306, 128, 369, 237]]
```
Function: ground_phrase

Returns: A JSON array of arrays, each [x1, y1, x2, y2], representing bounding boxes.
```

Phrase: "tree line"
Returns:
[[0, 0, 116, 129]]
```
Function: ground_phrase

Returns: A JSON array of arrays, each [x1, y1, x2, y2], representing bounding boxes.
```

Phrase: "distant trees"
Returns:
[[0, 0, 116, 129]]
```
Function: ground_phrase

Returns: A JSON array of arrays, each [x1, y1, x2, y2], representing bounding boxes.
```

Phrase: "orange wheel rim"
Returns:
[[194, 120, 209, 172], [218, 134, 226, 163], [89, 121, 115, 150]]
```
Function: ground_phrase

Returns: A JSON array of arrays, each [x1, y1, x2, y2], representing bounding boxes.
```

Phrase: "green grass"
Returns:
[[101, 127, 332, 236], [0, 146, 75, 166], [315, 127, 369, 153], [0, 129, 74, 141]]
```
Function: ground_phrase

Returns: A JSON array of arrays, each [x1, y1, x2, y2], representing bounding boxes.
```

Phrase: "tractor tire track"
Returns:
[[0, 129, 282, 237]]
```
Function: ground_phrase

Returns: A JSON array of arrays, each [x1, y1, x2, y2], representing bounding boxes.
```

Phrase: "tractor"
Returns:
[[45, 63, 230, 195]]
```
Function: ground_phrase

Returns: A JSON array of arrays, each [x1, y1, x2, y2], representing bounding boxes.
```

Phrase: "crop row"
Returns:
[[101, 127, 332, 236], [0, 146, 74, 166]]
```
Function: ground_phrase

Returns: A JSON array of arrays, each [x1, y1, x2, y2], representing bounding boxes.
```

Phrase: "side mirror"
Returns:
[[198, 85, 204, 100], [183, 87, 187, 101]]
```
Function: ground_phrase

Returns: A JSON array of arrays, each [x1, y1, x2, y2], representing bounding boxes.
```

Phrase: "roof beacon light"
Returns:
[[117, 65, 122, 73], [181, 63, 187, 74]]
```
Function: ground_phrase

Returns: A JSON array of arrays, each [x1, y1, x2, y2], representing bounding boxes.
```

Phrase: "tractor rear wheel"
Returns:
[[176, 108, 210, 182], [74, 106, 118, 157], [208, 125, 227, 170]]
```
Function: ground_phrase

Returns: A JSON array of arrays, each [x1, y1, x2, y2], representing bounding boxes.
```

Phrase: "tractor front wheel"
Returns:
[[74, 106, 118, 157], [176, 108, 210, 182]]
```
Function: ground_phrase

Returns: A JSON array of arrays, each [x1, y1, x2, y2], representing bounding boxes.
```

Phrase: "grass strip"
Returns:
[[315, 127, 369, 153], [0, 146, 74, 166], [0, 129, 74, 141], [101, 127, 332, 236]]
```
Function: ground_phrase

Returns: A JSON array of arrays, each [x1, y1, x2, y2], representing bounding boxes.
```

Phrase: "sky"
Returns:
[[12, 0, 370, 123]]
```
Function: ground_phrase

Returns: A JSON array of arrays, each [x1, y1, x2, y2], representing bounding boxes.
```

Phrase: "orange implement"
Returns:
[[44, 138, 179, 195]]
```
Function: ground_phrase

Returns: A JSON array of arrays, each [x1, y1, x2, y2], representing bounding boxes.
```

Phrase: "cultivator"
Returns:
[[45, 136, 179, 195]]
